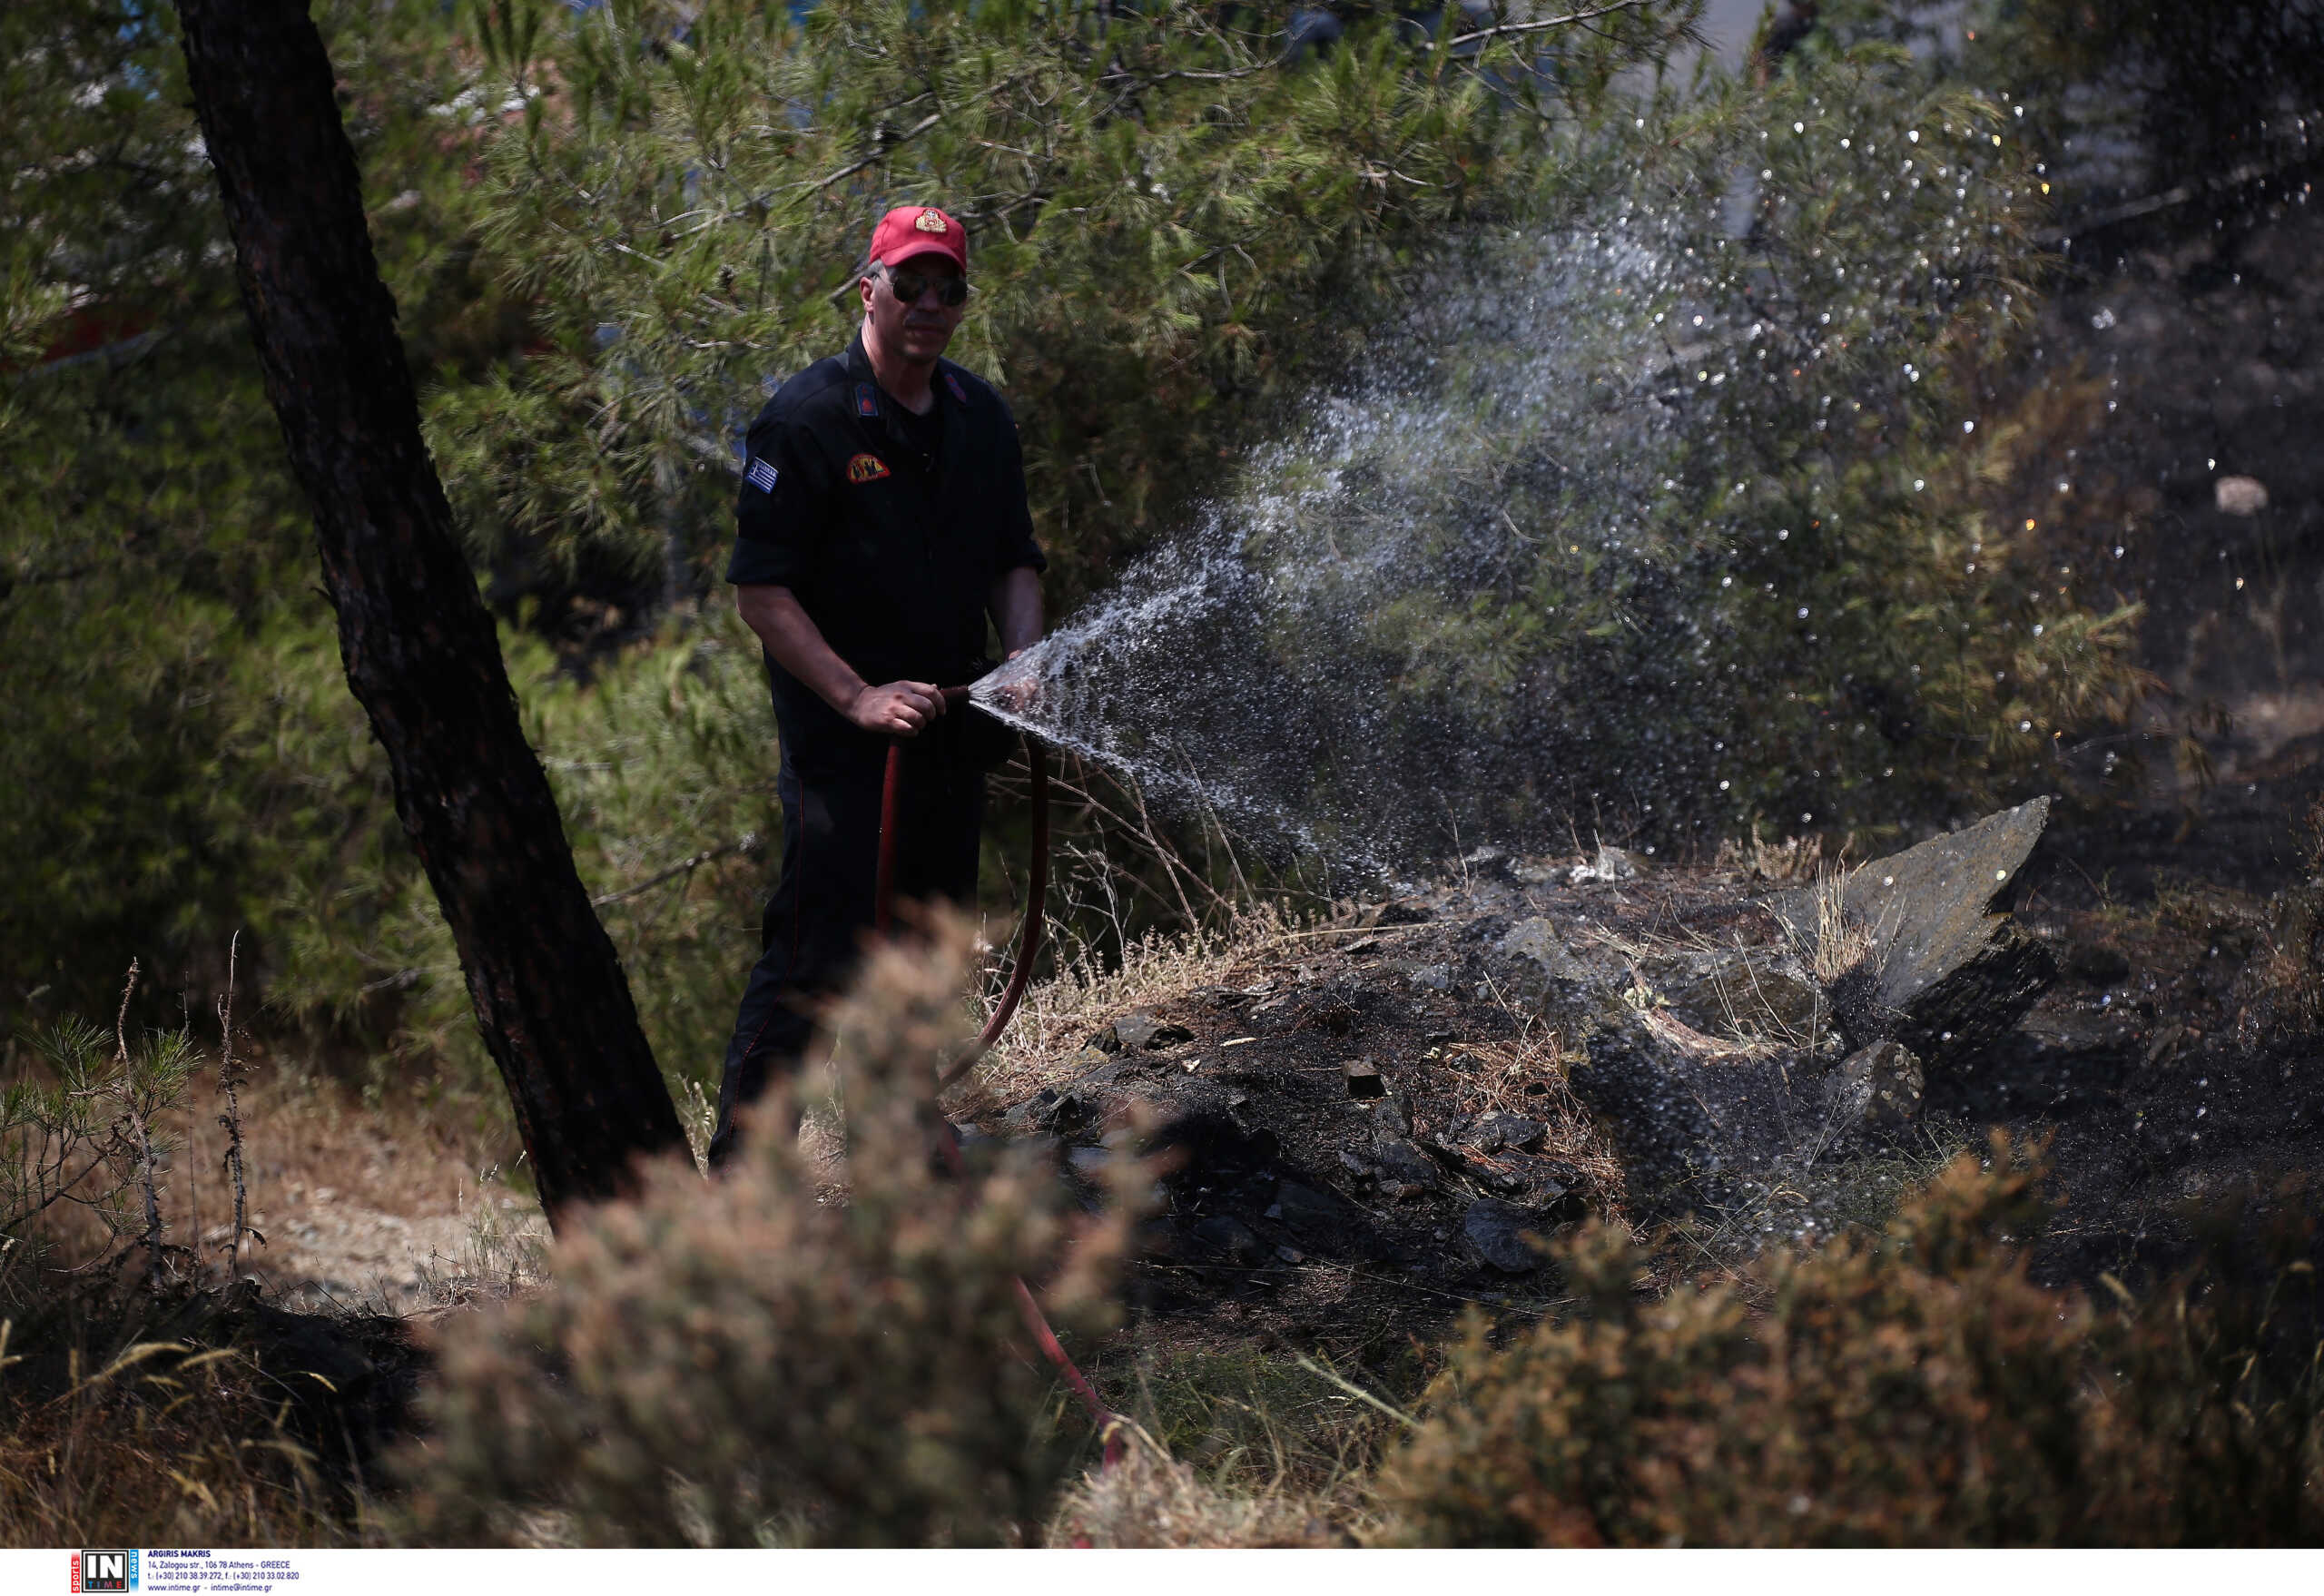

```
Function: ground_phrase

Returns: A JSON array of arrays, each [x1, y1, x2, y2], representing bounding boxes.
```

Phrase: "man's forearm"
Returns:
[[735, 583, 866, 714], [990, 565, 1043, 657]]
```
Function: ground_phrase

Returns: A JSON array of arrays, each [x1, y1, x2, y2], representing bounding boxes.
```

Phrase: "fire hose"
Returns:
[[873, 685, 1122, 1460]]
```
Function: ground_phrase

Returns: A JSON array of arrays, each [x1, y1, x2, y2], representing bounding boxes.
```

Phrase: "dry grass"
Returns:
[[1715, 823, 1827, 883], [1047, 1421, 1340, 1547], [0, 1268, 369, 1546], [1805, 864, 1876, 987], [957, 905, 1300, 1108], [1435, 1026, 1628, 1223]]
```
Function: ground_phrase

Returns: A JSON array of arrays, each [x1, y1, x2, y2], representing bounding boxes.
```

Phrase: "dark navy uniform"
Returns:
[[711, 332, 1045, 1163]]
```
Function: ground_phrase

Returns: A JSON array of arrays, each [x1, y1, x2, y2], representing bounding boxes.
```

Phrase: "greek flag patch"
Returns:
[[744, 456, 779, 492]]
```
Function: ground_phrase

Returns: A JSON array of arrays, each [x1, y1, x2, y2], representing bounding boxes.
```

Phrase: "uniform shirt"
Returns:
[[727, 332, 1046, 752]]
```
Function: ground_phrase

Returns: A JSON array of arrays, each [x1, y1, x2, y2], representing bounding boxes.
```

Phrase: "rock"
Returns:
[[2215, 475, 2270, 516], [1371, 1095, 1411, 1138], [1106, 1012, 1195, 1051], [1496, 917, 1591, 984], [1663, 954, 1825, 1043], [1780, 797, 2059, 1067], [1369, 1136, 1441, 1198], [1458, 1149, 1586, 1215], [1267, 1180, 1358, 1243], [1463, 1198, 1552, 1273], [1405, 962, 1452, 992], [1462, 845, 1512, 877], [1357, 900, 1433, 929], [1190, 1214, 1265, 1265], [1829, 1039, 1925, 1137], [1569, 844, 1645, 885], [1463, 1110, 1548, 1153]]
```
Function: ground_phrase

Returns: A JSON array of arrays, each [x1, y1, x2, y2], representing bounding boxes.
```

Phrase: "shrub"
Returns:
[[3, 1007, 197, 1286], [1377, 1137, 2324, 1546], [395, 915, 1140, 1546]]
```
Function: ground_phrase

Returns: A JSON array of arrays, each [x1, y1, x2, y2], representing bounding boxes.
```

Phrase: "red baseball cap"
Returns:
[[867, 204, 968, 274]]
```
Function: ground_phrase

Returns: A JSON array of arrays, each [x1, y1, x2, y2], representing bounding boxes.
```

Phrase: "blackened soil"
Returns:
[[986, 783, 2324, 1356]]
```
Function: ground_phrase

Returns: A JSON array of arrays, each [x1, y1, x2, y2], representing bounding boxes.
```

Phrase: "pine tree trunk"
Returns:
[[175, 0, 685, 1219]]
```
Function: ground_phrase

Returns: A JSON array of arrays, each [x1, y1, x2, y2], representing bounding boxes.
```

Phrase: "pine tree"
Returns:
[[173, 0, 685, 1215]]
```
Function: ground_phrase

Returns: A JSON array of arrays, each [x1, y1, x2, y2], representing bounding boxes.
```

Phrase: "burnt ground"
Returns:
[[969, 778, 2324, 1367]]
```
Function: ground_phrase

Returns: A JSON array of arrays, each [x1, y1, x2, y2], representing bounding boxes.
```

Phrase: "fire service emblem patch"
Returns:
[[847, 452, 891, 484]]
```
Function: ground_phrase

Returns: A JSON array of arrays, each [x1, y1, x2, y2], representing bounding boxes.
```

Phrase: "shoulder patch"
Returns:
[[943, 369, 968, 403], [854, 382, 880, 419], [743, 456, 779, 492], [846, 452, 891, 484]]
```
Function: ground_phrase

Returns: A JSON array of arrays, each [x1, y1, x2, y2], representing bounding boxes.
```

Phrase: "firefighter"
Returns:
[[710, 204, 1045, 1166]]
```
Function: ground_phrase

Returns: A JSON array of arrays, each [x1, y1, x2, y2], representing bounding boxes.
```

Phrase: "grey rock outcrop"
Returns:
[[1463, 1198, 1552, 1273], [1779, 797, 2059, 1067]]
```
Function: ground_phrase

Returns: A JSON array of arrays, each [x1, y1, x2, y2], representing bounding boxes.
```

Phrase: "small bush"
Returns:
[[4, 1006, 197, 1287], [1377, 1138, 2324, 1546], [395, 915, 1139, 1546]]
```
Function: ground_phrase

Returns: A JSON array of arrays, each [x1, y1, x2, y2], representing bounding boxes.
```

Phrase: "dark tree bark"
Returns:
[[174, 0, 685, 1219]]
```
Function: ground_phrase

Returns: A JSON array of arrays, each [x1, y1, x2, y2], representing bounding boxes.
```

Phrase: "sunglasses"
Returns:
[[881, 266, 969, 308]]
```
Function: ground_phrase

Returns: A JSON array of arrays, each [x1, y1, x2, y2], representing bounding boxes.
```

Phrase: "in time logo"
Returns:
[[72, 1550, 137, 1592]]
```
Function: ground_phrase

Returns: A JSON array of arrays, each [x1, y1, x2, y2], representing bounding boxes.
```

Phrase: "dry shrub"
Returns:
[[395, 913, 1140, 1547], [1377, 1137, 2324, 1546]]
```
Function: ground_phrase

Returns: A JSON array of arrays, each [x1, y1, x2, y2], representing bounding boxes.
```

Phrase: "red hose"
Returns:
[[874, 700, 1118, 1457]]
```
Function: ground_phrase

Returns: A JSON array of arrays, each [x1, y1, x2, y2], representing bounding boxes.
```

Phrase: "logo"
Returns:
[[943, 369, 968, 403], [854, 382, 879, 419], [74, 1552, 137, 1592], [744, 456, 779, 493], [913, 209, 948, 233], [846, 452, 891, 484]]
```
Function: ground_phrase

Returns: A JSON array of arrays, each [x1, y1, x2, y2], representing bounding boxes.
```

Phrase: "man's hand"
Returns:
[[848, 680, 947, 736]]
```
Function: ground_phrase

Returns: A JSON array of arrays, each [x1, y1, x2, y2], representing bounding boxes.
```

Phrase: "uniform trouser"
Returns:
[[707, 728, 984, 1167]]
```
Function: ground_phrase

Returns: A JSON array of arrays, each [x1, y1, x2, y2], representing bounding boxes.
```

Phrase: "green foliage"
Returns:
[[396, 918, 1139, 1546], [1229, 36, 2149, 855], [0, 0, 518, 1021], [437, 0, 1700, 608], [1377, 1138, 2324, 1546], [2, 1014, 196, 1273], [266, 612, 781, 1106]]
